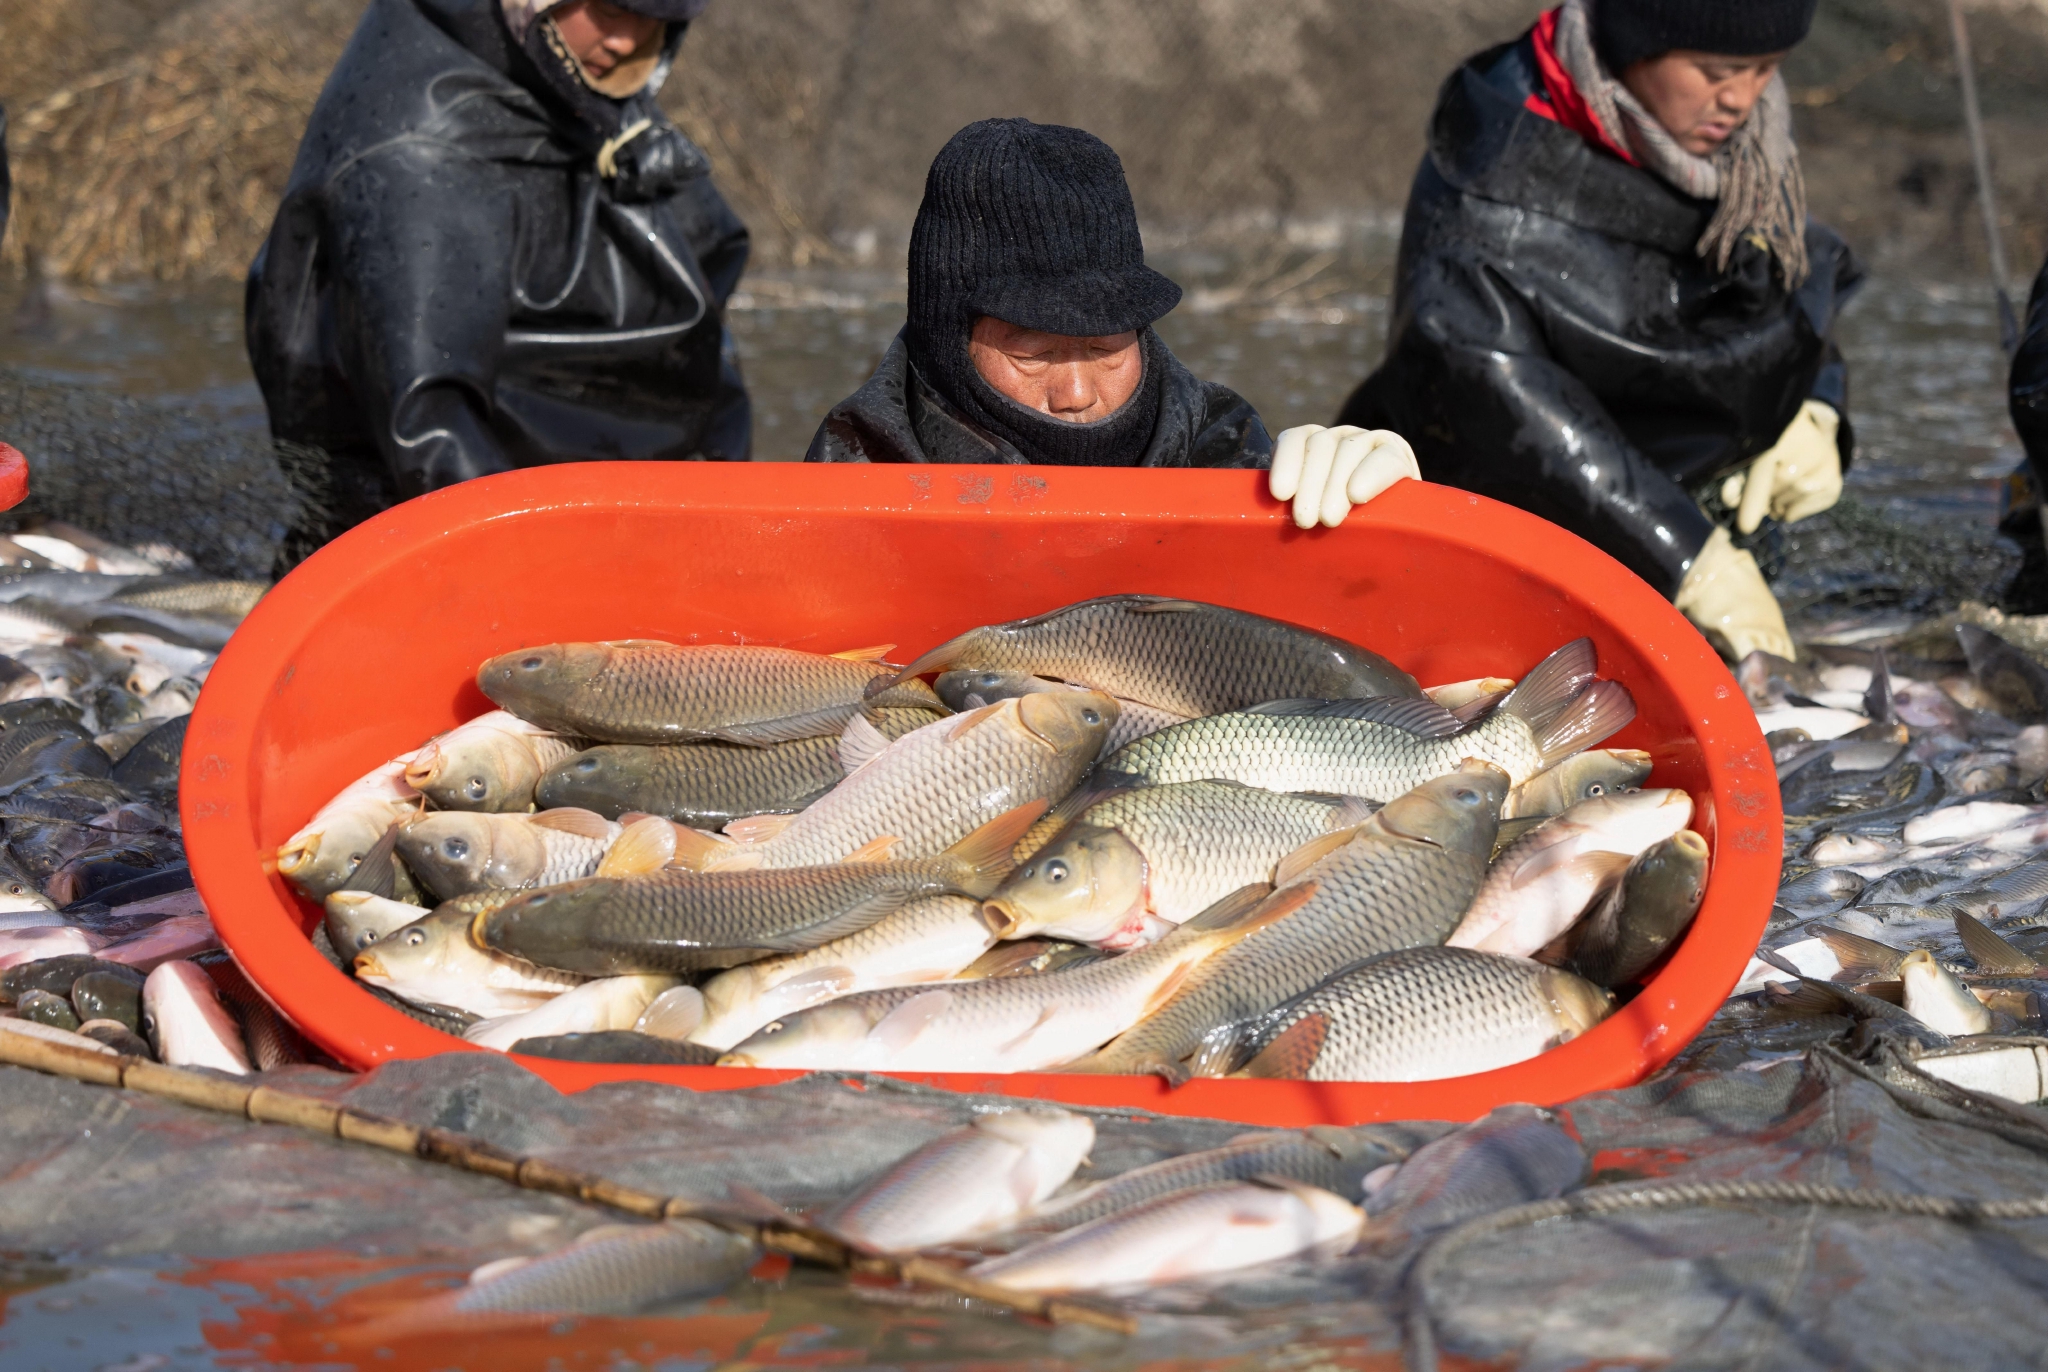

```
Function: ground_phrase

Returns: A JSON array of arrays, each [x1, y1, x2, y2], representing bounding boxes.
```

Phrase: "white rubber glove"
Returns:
[[1719, 400, 1843, 534], [1674, 526, 1795, 662], [1268, 425, 1420, 530]]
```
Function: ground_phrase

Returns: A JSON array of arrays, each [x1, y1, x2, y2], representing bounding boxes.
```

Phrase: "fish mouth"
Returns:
[[401, 747, 444, 790], [354, 952, 387, 979], [276, 835, 318, 875], [979, 900, 1022, 938]]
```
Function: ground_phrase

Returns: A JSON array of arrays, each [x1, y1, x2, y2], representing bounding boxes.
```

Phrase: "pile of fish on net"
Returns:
[[0, 521, 280, 1067], [269, 593, 1707, 1099], [1680, 603, 2048, 1096]]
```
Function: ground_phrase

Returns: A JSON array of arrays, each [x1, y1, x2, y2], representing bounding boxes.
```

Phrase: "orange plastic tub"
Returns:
[[183, 463, 1778, 1126]]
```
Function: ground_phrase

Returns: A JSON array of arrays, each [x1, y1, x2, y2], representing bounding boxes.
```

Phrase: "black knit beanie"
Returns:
[[905, 118, 1182, 465], [1592, 0, 1818, 72]]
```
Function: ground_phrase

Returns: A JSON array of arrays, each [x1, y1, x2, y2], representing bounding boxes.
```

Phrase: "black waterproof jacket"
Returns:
[[2013, 258, 2048, 481], [805, 332, 1272, 468], [246, 0, 749, 571], [1339, 36, 1862, 597]]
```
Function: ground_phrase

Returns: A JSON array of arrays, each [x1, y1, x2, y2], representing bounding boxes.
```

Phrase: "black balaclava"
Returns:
[[499, 0, 711, 203], [905, 118, 1184, 467], [1592, 0, 1818, 71]]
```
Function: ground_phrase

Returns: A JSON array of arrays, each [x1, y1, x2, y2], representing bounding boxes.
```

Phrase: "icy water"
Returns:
[[0, 259, 2029, 1370]]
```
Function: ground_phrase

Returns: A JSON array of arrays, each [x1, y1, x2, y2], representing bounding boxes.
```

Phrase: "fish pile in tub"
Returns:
[[284, 594, 1710, 1084], [0, 523, 283, 1072], [1725, 613, 2048, 1068]]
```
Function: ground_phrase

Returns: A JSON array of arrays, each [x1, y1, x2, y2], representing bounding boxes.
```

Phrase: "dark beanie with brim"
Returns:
[[903, 118, 1183, 465], [1593, 0, 1818, 73]]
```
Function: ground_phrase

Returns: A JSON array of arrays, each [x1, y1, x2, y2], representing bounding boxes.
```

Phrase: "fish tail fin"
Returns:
[[1531, 681, 1638, 766], [860, 629, 982, 701], [1953, 910, 2040, 975], [1500, 639, 1598, 733], [1241, 1013, 1329, 1079], [942, 800, 1052, 896], [597, 816, 678, 877]]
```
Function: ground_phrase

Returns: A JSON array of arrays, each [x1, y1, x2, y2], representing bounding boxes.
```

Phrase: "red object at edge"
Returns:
[[181, 462, 1779, 1128], [1524, 7, 1640, 167], [0, 444, 31, 512]]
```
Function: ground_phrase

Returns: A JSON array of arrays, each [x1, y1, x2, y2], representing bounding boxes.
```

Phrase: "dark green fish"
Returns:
[[866, 594, 1422, 715], [1561, 830, 1710, 987]]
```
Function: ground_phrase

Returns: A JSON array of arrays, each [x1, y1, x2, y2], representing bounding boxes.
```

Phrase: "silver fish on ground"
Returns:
[[142, 960, 250, 1075], [453, 1221, 757, 1315], [934, 668, 1189, 754], [1101, 638, 1633, 799], [1076, 762, 1508, 1084], [675, 692, 1112, 871], [999, 1126, 1406, 1241], [817, 1109, 1095, 1253], [1899, 949, 1992, 1035], [478, 640, 940, 746], [1447, 789, 1695, 958], [1235, 947, 1612, 1081], [965, 1177, 1363, 1292], [866, 594, 1422, 715], [404, 710, 582, 812], [984, 779, 1376, 949], [1360, 1104, 1585, 1243], [689, 896, 1001, 1051], [717, 883, 1290, 1073]]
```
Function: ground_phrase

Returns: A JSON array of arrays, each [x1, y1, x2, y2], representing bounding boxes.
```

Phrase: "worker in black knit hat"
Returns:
[[1295, 0, 1864, 665], [808, 118, 1378, 471]]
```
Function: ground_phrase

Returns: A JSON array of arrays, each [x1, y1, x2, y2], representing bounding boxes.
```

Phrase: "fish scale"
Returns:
[[1087, 783, 1343, 907], [1239, 947, 1612, 1082], [1082, 824, 1490, 1079], [1105, 706, 1550, 799]]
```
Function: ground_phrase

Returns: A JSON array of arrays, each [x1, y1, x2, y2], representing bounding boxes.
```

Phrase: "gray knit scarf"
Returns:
[[1556, 0, 1809, 286]]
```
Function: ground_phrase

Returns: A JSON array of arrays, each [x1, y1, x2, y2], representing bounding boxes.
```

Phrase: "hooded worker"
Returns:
[[1279, 0, 1862, 661], [2014, 259, 2048, 524], [806, 117, 1322, 469], [247, 0, 749, 574]]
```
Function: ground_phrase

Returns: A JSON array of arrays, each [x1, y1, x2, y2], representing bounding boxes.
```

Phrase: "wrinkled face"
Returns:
[[984, 824, 1146, 943], [550, 0, 663, 79], [969, 317, 1143, 423], [477, 643, 610, 719], [1620, 49, 1788, 157], [1372, 761, 1509, 857], [1014, 690, 1117, 757], [935, 669, 1059, 712]]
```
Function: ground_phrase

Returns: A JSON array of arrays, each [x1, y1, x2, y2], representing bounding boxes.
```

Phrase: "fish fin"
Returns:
[[1516, 847, 1631, 894], [1243, 695, 1464, 739], [1533, 682, 1638, 765], [725, 813, 799, 844], [668, 825, 739, 872], [1325, 795, 1382, 829], [529, 808, 617, 840], [859, 627, 980, 701], [843, 834, 900, 864], [597, 816, 676, 878], [1812, 925, 1905, 979], [869, 990, 952, 1054], [1491, 815, 1548, 861], [338, 821, 403, 900], [1178, 881, 1314, 962], [762, 966, 857, 1006], [713, 705, 859, 747], [1500, 639, 1600, 733], [1854, 978, 1906, 1005], [1953, 910, 2040, 975], [1178, 881, 1285, 936], [1184, 1022, 1249, 1079], [606, 639, 678, 650], [722, 1183, 796, 1223], [1274, 829, 1365, 887], [1864, 646, 1896, 725], [1044, 770, 1146, 827], [947, 702, 1006, 742], [1127, 598, 1206, 614], [837, 711, 893, 774], [830, 644, 897, 662], [1450, 689, 1512, 727], [1242, 1014, 1328, 1079], [764, 894, 910, 951], [997, 1002, 1062, 1055], [1764, 979, 1851, 1017], [942, 800, 1050, 896]]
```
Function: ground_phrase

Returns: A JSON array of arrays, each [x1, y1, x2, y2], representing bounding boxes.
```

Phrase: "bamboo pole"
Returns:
[[0, 1029, 1135, 1335]]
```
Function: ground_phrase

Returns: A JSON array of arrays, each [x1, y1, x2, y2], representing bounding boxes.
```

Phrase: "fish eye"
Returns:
[[1453, 788, 1479, 805], [520, 655, 544, 670], [443, 837, 471, 860], [528, 892, 550, 905], [762, 1021, 783, 1035], [975, 673, 1002, 688], [465, 777, 488, 800], [1045, 860, 1069, 884], [574, 757, 599, 773], [1586, 783, 1605, 797], [405, 930, 425, 945], [1080, 709, 1101, 725]]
